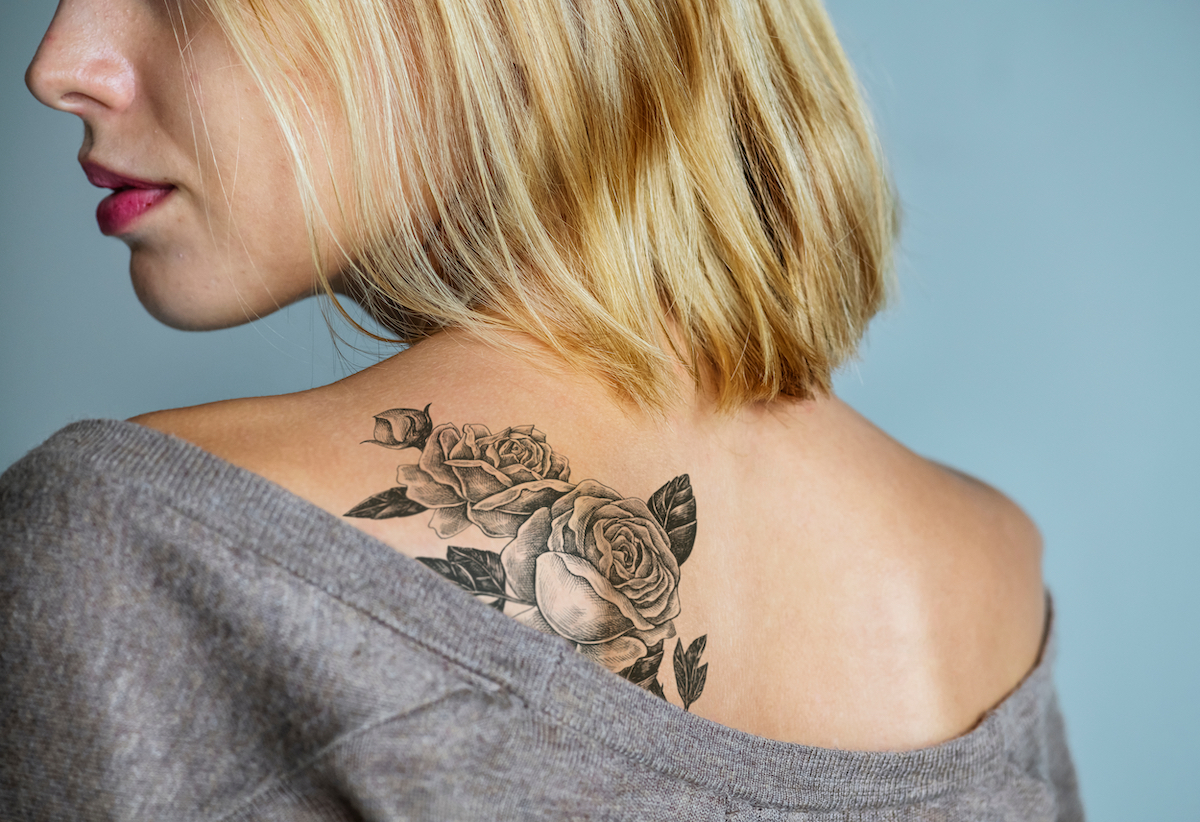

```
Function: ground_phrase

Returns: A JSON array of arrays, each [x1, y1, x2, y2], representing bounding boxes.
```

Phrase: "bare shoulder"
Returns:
[[830, 398, 1046, 604], [927, 458, 1046, 617], [130, 396, 290, 460], [128, 392, 323, 487], [125, 387, 442, 551], [130, 399, 242, 440], [911, 456, 1049, 723], [703, 399, 1050, 749]]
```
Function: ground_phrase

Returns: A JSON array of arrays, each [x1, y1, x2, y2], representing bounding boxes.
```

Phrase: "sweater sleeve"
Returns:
[[0, 438, 482, 821]]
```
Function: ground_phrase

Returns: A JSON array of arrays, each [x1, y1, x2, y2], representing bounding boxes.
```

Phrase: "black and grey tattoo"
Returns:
[[345, 404, 709, 710]]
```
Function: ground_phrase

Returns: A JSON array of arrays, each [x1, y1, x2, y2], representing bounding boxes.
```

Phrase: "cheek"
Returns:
[[132, 14, 351, 329], [192, 34, 335, 243], [170, 104, 340, 322], [222, 154, 315, 268], [194, 74, 311, 254]]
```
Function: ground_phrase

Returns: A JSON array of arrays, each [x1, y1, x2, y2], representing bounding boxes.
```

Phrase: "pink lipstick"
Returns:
[[82, 162, 175, 236]]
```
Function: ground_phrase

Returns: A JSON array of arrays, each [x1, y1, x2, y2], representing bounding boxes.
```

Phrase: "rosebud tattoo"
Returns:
[[345, 405, 709, 710]]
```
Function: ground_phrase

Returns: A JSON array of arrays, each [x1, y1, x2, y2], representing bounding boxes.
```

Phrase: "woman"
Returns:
[[3, 0, 1081, 818]]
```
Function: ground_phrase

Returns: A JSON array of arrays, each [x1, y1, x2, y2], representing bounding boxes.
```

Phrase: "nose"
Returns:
[[26, 0, 136, 116]]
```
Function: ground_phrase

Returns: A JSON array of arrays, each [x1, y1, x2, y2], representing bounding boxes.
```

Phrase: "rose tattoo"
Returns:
[[501, 481, 681, 672], [345, 406, 709, 710], [398, 423, 574, 538]]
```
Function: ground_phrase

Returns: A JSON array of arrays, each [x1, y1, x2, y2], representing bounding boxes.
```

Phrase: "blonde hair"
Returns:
[[204, 0, 897, 411]]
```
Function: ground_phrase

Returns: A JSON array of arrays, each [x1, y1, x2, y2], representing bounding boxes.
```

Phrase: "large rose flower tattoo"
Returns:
[[500, 480, 681, 671], [349, 406, 709, 709], [397, 423, 574, 538]]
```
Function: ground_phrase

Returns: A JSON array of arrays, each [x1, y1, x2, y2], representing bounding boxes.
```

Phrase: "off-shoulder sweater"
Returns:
[[0, 420, 1083, 821]]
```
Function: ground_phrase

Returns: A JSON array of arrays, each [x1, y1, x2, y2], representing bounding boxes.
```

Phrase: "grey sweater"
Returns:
[[0, 420, 1083, 821]]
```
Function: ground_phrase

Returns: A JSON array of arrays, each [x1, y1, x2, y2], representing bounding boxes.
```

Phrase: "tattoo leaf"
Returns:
[[618, 640, 665, 690], [417, 547, 509, 613], [415, 556, 456, 579], [445, 546, 507, 599], [344, 486, 428, 519], [672, 635, 708, 711], [648, 474, 697, 566]]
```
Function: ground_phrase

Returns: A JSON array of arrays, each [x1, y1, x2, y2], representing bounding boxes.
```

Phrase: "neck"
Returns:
[[350, 327, 703, 419]]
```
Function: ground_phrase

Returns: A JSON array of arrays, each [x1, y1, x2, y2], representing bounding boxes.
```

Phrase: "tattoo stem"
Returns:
[[473, 593, 535, 606]]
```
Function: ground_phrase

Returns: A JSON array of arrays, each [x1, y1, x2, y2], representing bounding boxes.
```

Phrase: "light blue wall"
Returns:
[[827, 2, 1200, 818], [3, 1, 1197, 817]]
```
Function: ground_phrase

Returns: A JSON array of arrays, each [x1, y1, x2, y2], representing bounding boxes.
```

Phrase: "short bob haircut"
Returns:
[[200, 0, 897, 411]]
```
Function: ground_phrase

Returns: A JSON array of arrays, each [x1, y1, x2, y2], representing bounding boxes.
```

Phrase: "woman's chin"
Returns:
[[128, 256, 315, 331], [131, 277, 274, 331]]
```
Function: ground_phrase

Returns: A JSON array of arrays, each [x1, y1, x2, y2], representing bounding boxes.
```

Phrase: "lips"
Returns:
[[82, 161, 175, 236]]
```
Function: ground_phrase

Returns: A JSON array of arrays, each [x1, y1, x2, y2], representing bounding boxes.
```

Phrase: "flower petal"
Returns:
[[632, 580, 680, 624], [589, 522, 616, 578], [449, 424, 489, 462], [548, 452, 570, 481], [566, 495, 613, 558], [367, 407, 432, 449], [397, 465, 464, 508], [630, 621, 676, 646], [429, 505, 471, 538], [446, 459, 512, 500], [512, 605, 559, 637], [419, 424, 464, 493], [577, 635, 648, 672], [369, 415, 404, 448], [548, 480, 621, 519], [499, 464, 539, 484], [466, 506, 526, 539], [500, 507, 553, 602], [535, 552, 655, 643], [611, 500, 679, 580], [472, 479, 576, 513]]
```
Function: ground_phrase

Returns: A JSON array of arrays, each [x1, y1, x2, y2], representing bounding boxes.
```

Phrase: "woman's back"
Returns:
[[134, 328, 1046, 752]]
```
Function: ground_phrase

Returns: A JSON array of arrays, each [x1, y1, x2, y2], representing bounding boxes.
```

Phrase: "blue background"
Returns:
[[2, 1, 1197, 817]]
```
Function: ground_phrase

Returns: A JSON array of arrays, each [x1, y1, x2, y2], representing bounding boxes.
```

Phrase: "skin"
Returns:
[[27, 0, 1047, 751]]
